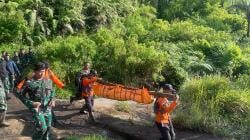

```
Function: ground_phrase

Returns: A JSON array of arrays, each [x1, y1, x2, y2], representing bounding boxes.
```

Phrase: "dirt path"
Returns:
[[1, 94, 222, 140]]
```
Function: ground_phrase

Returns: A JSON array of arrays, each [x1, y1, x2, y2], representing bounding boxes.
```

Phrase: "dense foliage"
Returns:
[[1, 0, 250, 139], [175, 75, 250, 139]]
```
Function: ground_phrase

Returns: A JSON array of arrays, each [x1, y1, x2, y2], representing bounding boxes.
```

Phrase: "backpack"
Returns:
[[75, 70, 89, 97], [75, 72, 82, 87], [75, 70, 90, 86]]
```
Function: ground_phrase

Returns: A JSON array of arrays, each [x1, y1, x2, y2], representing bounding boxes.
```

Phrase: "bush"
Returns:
[[115, 101, 132, 113], [0, 10, 29, 44], [66, 134, 108, 140], [204, 6, 246, 33], [92, 26, 167, 85], [174, 75, 250, 139]]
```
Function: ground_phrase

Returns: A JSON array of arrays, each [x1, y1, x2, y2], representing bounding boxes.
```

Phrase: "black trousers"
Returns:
[[81, 96, 94, 113], [155, 119, 176, 140]]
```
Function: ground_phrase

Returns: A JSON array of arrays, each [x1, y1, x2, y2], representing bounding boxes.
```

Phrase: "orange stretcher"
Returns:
[[93, 81, 154, 104]]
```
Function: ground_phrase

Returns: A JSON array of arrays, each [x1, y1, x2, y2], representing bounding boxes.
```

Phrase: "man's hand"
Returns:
[[49, 100, 55, 107], [174, 95, 180, 102], [32, 102, 41, 108], [32, 102, 41, 112]]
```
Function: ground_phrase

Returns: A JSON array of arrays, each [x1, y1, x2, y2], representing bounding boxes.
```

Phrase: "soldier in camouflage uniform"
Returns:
[[17, 62, 55, 140], [0, 57, 11, 100], [0, 78, 9, 127]]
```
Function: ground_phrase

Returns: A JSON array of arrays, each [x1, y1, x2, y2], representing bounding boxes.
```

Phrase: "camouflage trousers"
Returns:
[[0, 82, 7, 111], [1, 77, 10, 96], [32, 108, 52, 140], [14, 94, 52, 140], [0, 81, 7, 124]]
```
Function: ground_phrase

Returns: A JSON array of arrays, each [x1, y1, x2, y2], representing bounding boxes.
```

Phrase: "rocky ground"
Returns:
[[0, 94, 222, 140]]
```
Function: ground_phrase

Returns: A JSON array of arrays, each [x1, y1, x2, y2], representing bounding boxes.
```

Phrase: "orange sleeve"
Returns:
[[82, 77, 98, 86], [17, 80, 25, 90], [49, 69, 65, 89], [163, 101, 178, 113], [17, 72, 34, 90]]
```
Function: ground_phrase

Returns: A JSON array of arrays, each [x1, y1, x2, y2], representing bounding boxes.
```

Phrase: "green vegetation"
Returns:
[[66, 134, 108, 140], [175, 75, 250, 139], [1, 0, 250, 139], [115, 101, 132, 113]]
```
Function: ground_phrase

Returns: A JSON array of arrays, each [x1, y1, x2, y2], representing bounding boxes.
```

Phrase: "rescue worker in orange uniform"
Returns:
[[80, 70, 98, 122], [43, 62, 65, 89], [154, 84, 179, 140], [70, 62, 91, 104]]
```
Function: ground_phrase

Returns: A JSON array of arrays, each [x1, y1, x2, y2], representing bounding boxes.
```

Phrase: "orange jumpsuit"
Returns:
[[154, 97, 178, 140], [155, 97, 178, 124], [80, 76, 98, 115], [81, 76, 97, 97]]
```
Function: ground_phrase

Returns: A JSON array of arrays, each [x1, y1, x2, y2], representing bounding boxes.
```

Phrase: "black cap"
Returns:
[[162, 84, 176, 93], [34, 62, 46, 71]]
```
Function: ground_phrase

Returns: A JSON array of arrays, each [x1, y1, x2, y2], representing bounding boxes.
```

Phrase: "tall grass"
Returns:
[[115, 101, 132, 113], [65, 134, 108, 140], [174, 75, 250, 139]]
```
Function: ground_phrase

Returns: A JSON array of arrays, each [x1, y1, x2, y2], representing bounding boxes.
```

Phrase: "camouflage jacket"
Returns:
[[20, 78, 55, 110], [0, 79, 7, 111]]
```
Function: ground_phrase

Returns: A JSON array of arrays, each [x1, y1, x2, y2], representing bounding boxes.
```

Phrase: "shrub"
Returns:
[[174, 75, 250, 139], [0, 10, 29, 44], [66, 134, 108, 140], [115, 101, 132, 113]]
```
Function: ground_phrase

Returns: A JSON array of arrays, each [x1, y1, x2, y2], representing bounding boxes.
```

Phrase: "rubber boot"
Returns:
[[0, 111, 9, 127], [89, 112, 95, 123]]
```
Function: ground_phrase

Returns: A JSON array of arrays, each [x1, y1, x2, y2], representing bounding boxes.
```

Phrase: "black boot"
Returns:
[[89, 112, 95, 123]]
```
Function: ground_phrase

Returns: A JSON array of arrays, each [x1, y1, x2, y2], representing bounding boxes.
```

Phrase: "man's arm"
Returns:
[[5, 62, 13, 75], [16, 72, 34, 90], [12, 61, 20, 76], [48, 69, 65, 89], [16, 82, 33, 108], [162, 95, 179, 113], [82, 77, 98, 86], [16, 80, 25, 90]]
